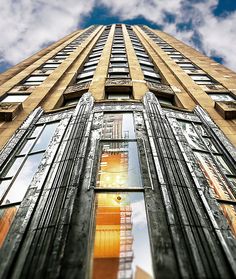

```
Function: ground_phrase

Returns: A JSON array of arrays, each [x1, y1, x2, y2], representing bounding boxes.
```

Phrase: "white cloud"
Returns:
[[0, 0, 236, 72], [100, 0, 236, 71], [0, 0, 94, 66]]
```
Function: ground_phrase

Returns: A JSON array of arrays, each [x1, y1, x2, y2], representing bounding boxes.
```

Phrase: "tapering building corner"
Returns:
[[0, 24, 236, 279]]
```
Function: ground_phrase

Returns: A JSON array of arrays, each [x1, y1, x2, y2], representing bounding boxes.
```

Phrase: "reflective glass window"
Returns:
[[92, 193, 153, 279], [0, 206, 19, 247], [32, 122, 58, 152], [208, 94, 235, 102], [107, 93, 131, 100], [2, 152, 44, 205], [1, 94, 29, 103], [96, 142, 142, 189], [102, 113, 135, 139]]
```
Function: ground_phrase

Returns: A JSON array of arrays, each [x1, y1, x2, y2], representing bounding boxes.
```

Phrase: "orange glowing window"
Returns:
[[96, 142, 142, 188], [92, 193, 154, 279]]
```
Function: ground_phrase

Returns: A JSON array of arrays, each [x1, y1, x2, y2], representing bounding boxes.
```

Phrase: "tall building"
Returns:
[[0, 24, 236, 279]]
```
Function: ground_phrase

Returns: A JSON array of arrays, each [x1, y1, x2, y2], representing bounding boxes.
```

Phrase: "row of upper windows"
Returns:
[[0, 26, 98, 107], [76, 26, 111, 84], [108, 26, 130, 79], [22, 26, 98, 86], [140, 26, 235, 102], [126, 26, 161, 84], [141, 26, 218, 85]]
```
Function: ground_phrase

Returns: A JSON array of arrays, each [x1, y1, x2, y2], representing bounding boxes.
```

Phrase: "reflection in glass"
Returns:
[[0, 206, 19, 247], [213, 155, 233, 175], [18, 139, 35, 155], [0, 179, 12, 201], [3, 157, 24, 177], [102, 113, 135, 139], [92, 193, 153, 279], [31, 125, 44, 138], [32, 122, 58, 152], [202, 138, 218, 153], [194, 151, 236, 235], [194, 124, 208, 137], [2, 152, 44, 204], [97, 142, 142, 188], [179, 121, 206, 150], [1, 95, 29, 103]]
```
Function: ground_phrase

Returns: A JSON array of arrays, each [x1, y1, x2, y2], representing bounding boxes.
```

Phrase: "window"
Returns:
[[107, 93, 131, 100], [177, 63, 196, 69], [110, 62, 128, 68], [23, 76, 47, 86], [141, 65, 155, 72], [0, 121, 59, 247], [109, 73, 129, 78], [1, 94, 29, 103], [83, 65, 97, 72], [42, 63, 60, 69], [139, 60, 154, 67], [84, 60, 99, 67], [109, 68, 129, 73], [64, 98, 81, 107], [89, 52, 102, 59], [156, 97, 173, 106], [77, 71, 95, 79], [136, 52, 149, 59], [143, 71, 161, 79], [179, 121, 236, 236], [92, 112, 154, 278], [190, 75, 211, 81], [92, 192, 154, 279], [208, 93, 235, 102]]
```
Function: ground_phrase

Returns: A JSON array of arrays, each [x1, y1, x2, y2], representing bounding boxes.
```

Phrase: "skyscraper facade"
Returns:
[[0, 24, 236, 279]]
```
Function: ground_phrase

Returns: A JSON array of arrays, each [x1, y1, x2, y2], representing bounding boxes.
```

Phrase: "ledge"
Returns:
[[215, 100, 236, 119], [0, 103, 23, 121], [64, 82, 91, 98], [147, 82, 174, 96]]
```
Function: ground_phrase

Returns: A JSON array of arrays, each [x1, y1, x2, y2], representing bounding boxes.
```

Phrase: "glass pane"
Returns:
[[97, 142, 142, 188], [42, 63, 60, 68], [31, 122, 58, 152], [202, 138, 218, 153], [209, 94, 234, 102], [107, 93, 130, 100], [194, 151, 235, 199], [0, 179, 12, 201], [92, 193, 154, 279], [1, 95, 29, 103], [194, 151, 236, 236], [26, 76, 47, 82], [194, 124, 208, 137], [2, 152, 44, 204], [179, 121, 206, 150], [18, 139, 35, 155], [213, 155, 234, 175], [2, 157, 24, 177], [31, 125, 44, 138], [102, 113, 135, 139], [0, 206, 19, 248]]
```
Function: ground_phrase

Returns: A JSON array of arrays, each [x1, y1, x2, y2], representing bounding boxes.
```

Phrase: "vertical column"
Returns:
[[89, 25, 116, 100], [122, 25, 148, 100], [135, 26, 196, 109]]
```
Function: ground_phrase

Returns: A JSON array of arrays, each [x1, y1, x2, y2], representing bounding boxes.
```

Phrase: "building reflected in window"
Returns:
[[102, 113, 135, 139], [92, 193, 153, 279], [97, 142, 142, 188], [0, 121, 59, 247], [179, 120, 236, 236]]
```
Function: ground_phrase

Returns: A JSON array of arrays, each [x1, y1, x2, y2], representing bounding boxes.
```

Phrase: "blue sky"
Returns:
[[0, 0, 236, 73]]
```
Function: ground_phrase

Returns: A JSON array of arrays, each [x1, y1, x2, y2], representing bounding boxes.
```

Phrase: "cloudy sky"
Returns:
[[0, 0, 236, 73]]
